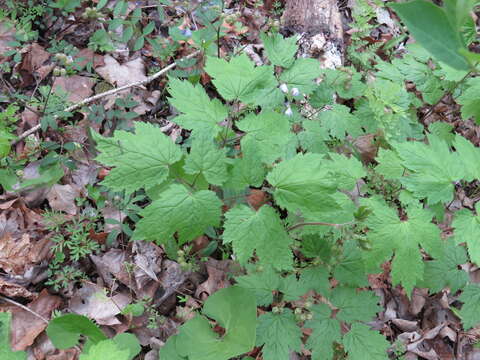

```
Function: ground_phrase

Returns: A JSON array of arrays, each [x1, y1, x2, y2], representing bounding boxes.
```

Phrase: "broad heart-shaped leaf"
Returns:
[[363, 199, 442, 296], [343, 323, 389, 360], [389, 0, 470, 70], [167, 77, 227, 134], [223, 205, 293, 270], [237, 111, 294, 165], [421, 240, 468, 293], [133, 184, 222, 245], [112, 333, 141, 360], [79, 339, 130, 360], [266, 153, 341, 219], [175, 286, 256, 360], [318, 104, 364, 139], [305, 304, 341, 360], [159, 335, 186, 360], [459, 284, 480, 329], [260, 32, 298, 68], [46, 314, 107, 349], [256, 310, 302, 360], [0, 312, 27, 359], [393, 135, 464, 205], [93, 122, 182, 193], [279, 58, 321, 95], [452, 203, 480, 266], [457, 78, 480, 124], [183, 131, 228, 186], [205, 54, 279, 106]]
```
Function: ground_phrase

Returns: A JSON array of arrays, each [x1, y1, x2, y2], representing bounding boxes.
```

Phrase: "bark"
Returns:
[[282, 0, 344, 67]]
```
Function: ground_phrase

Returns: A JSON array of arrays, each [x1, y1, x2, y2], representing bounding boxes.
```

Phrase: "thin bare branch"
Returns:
[[12, 51, 200, 145], [0, 295, 49, 323]]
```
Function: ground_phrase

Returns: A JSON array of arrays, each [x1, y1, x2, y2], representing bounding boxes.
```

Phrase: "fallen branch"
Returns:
[[12, 50, 200, 145]]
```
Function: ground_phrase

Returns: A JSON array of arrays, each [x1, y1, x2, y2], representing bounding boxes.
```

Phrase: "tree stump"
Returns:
[[282, 0, 344, 68]]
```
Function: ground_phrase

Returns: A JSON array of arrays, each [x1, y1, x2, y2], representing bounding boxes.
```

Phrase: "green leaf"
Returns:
[[457, 77, 480, 124], [93, 122, 182, 193], [297, 119, 330, 154], [305, 304, 341, 360], [112, 333, 141, 360], [333, 240, 369, 287], [46, 314, 107, 349], [299, 266, 331, 295], [321, 67, 367, 99], [394, 135, 463, 204], [256, 310, 302, 360], [0, 130, 12, 158], [205, 54, 279, 106], [235, 266, 281, 306], [267, 153, 341, 219], [343, 323, 389, 360], [459, 284, 480, 329], [159, 336, 186, 360], [330, 287, 380, 323], [225, 145, 266, 190], [452, 203, 480, 266], [176, 286, 256, 360], [279, 58, 321, 95], [168, 77, 228, 134], [325, 152, 366, 190], [428, 122, 455, 146], [223, 205, 293, 269], [421, 240, 468, 293], [388, 0, 469, 70], [134, 184, 222, 244], [132, 36, 144, 51], [363, 199, 442, 295], [19, 162, 64, 190], [79, 339, 130, 360], [319, 104, 363, 139], [453, 135, 480, 181], [0, 312, 27, 359], [184, 131, 228, 185], [237, 111, 293, 164], [375, 148, 404, 180], [260, 32, 298, 68]]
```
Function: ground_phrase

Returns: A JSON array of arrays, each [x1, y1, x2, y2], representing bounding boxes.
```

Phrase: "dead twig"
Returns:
[[12, 51, 200, 145], [0, 295, 49, 324]]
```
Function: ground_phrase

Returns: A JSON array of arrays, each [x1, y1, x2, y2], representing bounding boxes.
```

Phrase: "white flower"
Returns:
[[291, 87, 300, 96], [279, 83, 289, 93], [285, 106, 293, 116]]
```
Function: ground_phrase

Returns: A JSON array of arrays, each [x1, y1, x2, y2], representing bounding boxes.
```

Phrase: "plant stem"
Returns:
[[287, 221, 351, 232]]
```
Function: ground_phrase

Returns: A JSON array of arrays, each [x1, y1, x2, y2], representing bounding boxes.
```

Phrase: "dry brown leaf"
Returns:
[[74, 48, 105, 69], [195, 259, 234, 299], [0, 277, 35, 299], [0, 21, 16, 61], [0, 289, 61, 351], [95, 55, 147, 87], [46, 184, 81, 215], [52, 75, 96, 103], [18, 43, 52, 87], [69, 283, 130, 325]]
